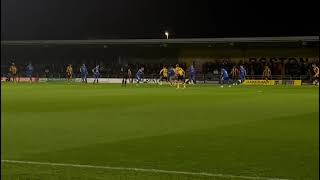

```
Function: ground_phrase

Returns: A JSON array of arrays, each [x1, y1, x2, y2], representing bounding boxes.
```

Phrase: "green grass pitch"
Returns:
[[1, 83, 319, 180]]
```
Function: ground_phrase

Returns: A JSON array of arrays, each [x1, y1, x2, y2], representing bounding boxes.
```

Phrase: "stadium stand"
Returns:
[[1, 36, 319, 83]]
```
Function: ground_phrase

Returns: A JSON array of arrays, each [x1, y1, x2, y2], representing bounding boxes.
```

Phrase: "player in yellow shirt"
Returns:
[[175, 64, 186, 89], [262, 66, 271, 80], [9, 63, 18, 82], [159, 66, 169, 85], [66, 64, 73, 82], [312, 64, 319, 86]]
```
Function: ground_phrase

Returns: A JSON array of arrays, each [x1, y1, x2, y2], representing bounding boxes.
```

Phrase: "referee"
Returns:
[[121, 66, 132, 86]]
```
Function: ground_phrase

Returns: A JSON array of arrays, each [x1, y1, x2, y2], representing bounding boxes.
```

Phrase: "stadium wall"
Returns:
[[178, 46, 319, 68]]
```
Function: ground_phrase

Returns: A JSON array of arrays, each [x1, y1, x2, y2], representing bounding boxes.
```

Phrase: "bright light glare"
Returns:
[[165, 31, 169, 39]]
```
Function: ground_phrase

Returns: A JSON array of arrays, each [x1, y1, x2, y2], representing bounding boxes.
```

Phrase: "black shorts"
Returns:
[[160, 76, 168, 81], [312, 76, 319, 81], [94, 74, 100, 78], [177, 75, 185, 81], [67, 74, 72, 78]]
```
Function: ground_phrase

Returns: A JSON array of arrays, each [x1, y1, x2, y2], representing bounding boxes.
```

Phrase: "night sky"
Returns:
[[1, 0, 319, 40]]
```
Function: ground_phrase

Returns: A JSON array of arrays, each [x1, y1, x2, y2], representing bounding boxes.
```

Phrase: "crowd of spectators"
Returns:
[[202, 58, 318, 78], [1, 58, 184, 78], [1, 57, 318, 79]]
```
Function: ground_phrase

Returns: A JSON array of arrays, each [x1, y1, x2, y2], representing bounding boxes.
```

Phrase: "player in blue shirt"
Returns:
[[80, 64, 88, 83], [168, 66, 175, 86], [136, 67, 144, 84], [26, 63, 34, 83], [238, 65, 247, 84], [92, 65, 100, 84], [220, 68, 230, 87], [187, 65, 196, 85]]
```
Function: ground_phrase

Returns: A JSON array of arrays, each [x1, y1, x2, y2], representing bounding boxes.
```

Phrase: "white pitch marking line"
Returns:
[[1, 159, 290, 180]]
